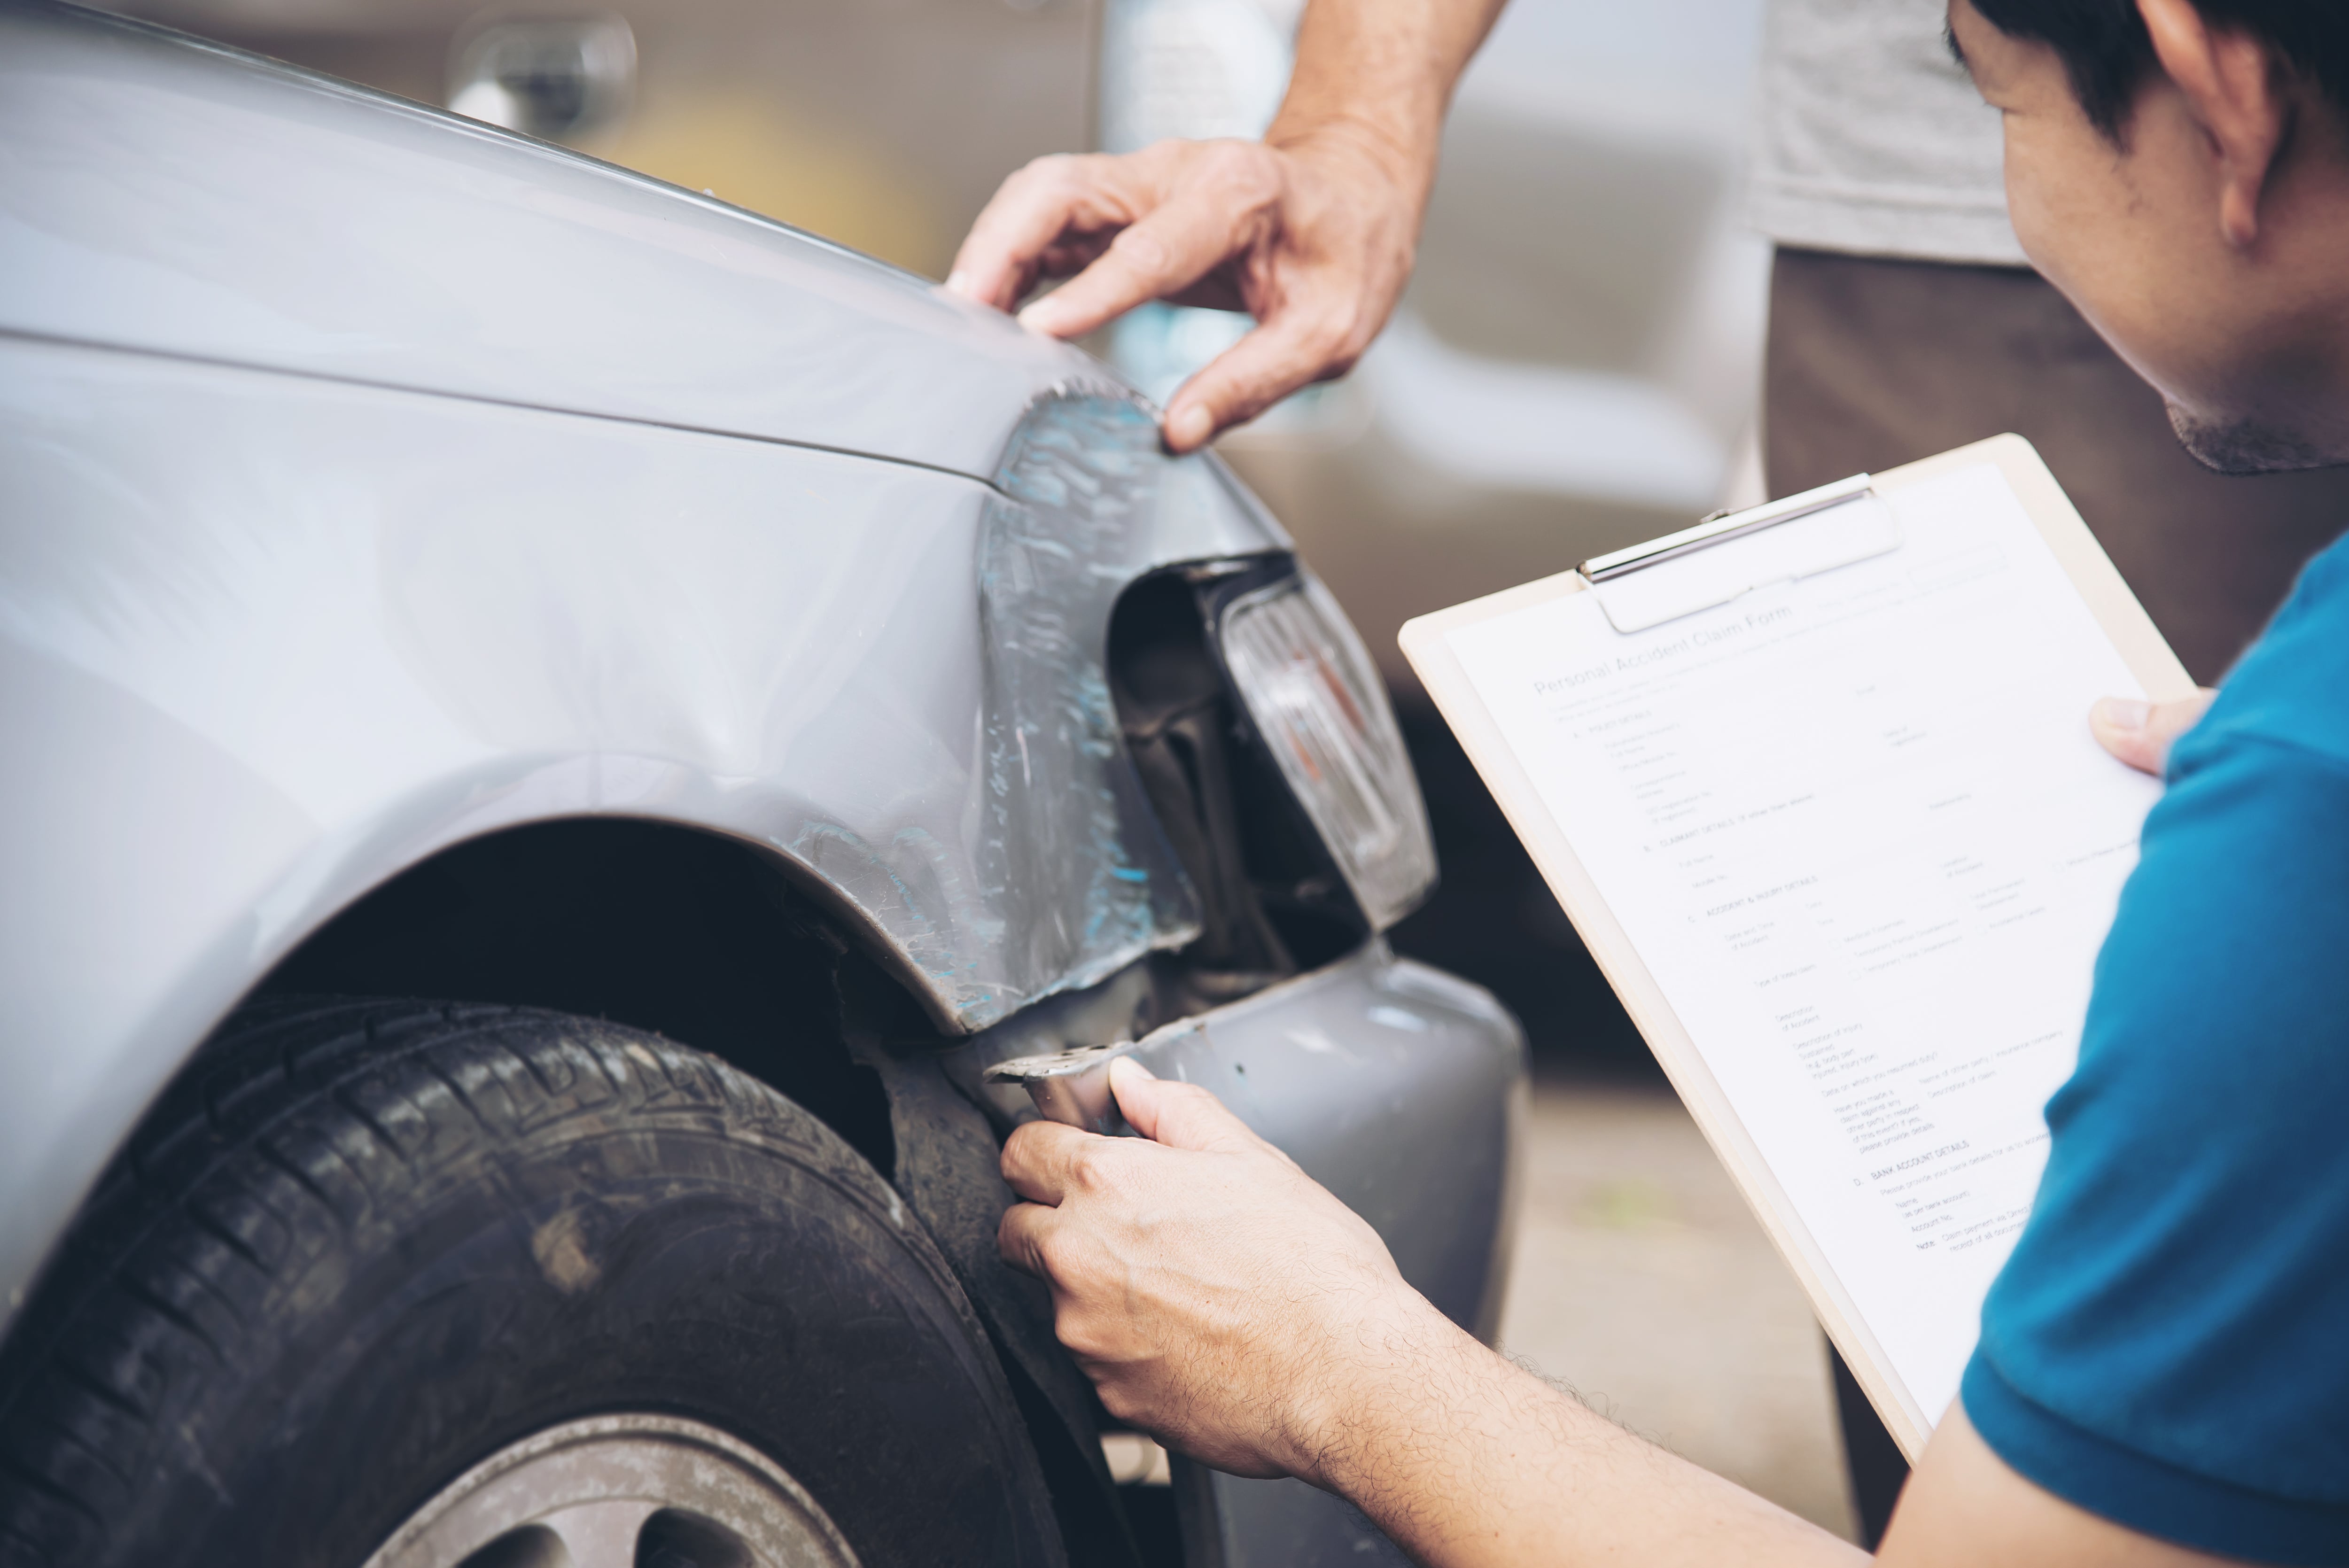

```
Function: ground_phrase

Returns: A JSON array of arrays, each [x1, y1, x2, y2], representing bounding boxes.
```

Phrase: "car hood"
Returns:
[[0, 0, 1113, 481]]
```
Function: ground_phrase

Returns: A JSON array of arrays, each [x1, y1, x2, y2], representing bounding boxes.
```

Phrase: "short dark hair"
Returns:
[[1969, 0, 2349, 139]]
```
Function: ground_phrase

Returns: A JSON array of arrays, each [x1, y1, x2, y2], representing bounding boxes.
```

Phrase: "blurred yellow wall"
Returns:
[[589, 85, 949, 276]]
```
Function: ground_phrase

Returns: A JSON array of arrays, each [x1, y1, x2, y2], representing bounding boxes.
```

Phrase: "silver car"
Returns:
[[0, 3, 1524, 1565]]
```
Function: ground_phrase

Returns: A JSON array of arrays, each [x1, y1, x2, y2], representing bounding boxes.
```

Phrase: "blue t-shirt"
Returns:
[[1964, 536, 2349, 1562]]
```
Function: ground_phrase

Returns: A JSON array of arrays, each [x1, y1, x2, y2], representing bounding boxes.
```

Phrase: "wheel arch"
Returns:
[[15, 810, 1151, 1564], [243, 814, 953, 1180], [0, 995, 1067, 1568]]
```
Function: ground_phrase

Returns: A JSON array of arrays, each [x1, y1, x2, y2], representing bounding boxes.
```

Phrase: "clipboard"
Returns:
[[1400, 434, 2195, 1457]]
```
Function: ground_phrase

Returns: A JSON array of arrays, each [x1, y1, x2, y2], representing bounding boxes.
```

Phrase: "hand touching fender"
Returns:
[[996, 1057, 1455, 1484], [946, 0, 1507, 451], [996, 1061, 1864, 1567], [946, 131, 1423, 453]]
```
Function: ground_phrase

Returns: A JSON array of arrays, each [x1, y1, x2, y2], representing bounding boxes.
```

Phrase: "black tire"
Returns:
[[0, 997, 1062, 1568]]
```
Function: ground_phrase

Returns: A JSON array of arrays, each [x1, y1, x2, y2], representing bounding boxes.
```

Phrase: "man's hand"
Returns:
[[999, 1061, 2231, 1568], [998, 1059, 1859, 1565], [947, 0, 1507, 450], [2091, 689, 2216, 774], [946, 130, 1421, 453], [996, 1057, 1450, 1482]]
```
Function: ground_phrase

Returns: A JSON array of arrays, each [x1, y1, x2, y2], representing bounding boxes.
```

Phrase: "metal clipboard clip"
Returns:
[[1576, 473, 1902, 635]]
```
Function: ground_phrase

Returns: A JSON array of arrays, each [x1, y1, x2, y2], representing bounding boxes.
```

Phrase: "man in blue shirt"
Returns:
[[985, 1, 2349, 1560]]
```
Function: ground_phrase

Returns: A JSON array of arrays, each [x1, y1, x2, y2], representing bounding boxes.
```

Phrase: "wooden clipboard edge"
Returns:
[[1396, 433, 2187, 1462]]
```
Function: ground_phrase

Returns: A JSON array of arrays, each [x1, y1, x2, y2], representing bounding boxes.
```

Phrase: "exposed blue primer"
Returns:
[[784, 387, 1286, 1032], [974, 393, 1202, 1015]]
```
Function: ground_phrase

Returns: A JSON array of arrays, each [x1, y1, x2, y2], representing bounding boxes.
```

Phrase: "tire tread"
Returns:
[[0, 997, 941, 1566]]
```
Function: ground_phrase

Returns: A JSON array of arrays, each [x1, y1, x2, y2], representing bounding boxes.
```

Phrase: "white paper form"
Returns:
[[1447, 462, 2164, 1427]]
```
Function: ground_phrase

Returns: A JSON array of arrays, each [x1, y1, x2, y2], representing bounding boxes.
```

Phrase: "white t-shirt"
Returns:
[[1748, 0, 2028, 265]]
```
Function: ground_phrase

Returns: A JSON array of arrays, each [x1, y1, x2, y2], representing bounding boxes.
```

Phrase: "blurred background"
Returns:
[[92, 0, 1848, 1535]]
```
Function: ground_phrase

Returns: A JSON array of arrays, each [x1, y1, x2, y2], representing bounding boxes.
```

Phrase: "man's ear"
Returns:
[[2138, 0, 2289, 247]]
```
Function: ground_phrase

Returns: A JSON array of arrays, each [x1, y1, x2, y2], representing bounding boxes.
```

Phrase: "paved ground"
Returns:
[[1497, 1078, 1859, 1540]]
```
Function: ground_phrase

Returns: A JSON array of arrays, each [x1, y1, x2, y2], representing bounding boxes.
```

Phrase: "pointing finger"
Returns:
[[1014, 207, 1228, 339], [1019, 152, 1276, 339], [948, 152, 1143, 311]]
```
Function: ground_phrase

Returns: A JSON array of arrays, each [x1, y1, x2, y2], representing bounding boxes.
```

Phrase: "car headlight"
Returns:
[[1217, 571, 1437, 929]]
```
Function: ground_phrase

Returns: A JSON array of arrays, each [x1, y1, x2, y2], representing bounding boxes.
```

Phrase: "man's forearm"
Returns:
[[1269, 0, 1507, 196], [1304, 1304, 1867, 1568], [1001, 1071, 2235, 1567]]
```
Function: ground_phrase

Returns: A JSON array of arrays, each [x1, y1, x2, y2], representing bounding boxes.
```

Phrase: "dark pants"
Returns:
[[1764, 247, 2349, 1544], [1766, 247, 2349, 686]]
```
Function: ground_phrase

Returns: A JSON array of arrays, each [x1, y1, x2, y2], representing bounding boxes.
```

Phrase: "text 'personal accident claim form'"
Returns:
[[1447, 463, 2164, 1425]]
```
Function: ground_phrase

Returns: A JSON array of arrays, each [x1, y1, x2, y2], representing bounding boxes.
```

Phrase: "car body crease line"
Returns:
[[0, 323, 1020, 498]]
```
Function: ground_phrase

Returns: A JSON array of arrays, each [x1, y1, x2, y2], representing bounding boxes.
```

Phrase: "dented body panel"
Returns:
[[0, 14, 1523, 1565], [976, 395, 1294, 1002], [0, 339, 1282, 1333], [0, 2, 1307, 1321]]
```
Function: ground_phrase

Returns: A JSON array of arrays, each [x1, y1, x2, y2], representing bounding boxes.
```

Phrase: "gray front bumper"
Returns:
[[959, 940, 1528, 1567]]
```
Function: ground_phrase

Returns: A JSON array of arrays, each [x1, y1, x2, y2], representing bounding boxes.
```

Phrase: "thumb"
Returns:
[[2091, 688, 2216, 775], [1109, 1057, 1266, 1155]]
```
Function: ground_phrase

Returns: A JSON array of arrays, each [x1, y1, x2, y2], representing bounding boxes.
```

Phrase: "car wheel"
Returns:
[[0, 997, 1061, 1568]]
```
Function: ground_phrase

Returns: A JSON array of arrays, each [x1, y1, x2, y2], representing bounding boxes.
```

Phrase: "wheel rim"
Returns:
[[363, 1413, 862, 1568]]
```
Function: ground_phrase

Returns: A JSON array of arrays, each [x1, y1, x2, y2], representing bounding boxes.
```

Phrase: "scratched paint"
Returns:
[[777, 389, 1288, 1030], [0, 7, 1317, 1353], [968, 389, 1305, 1023], [975, 393, 1224, 1013]]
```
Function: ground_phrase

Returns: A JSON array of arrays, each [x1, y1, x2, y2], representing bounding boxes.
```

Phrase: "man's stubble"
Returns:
[[2167, 402, 2345, 475]]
